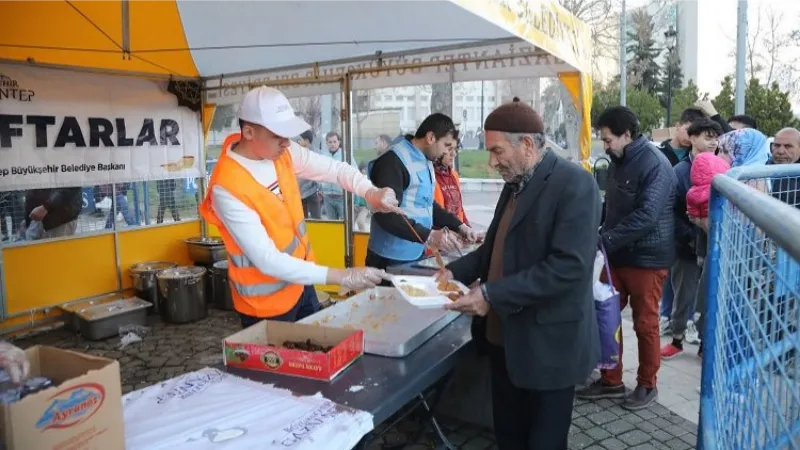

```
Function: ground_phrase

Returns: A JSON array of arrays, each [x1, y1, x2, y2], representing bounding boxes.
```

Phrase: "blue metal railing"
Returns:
[[699, 164, 800, 450]]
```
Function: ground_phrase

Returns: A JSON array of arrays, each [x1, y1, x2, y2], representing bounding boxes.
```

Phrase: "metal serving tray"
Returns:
[[299, 287, 460, 357], [75, 297, 151, 340]]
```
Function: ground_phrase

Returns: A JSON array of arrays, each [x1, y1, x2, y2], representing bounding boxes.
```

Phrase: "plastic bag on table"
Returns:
[[594, 246, 622, 370], [123, 368, 373, 450]]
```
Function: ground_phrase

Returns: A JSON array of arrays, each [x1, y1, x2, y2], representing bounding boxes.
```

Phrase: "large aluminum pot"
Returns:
[[211, 260, 234, 311], [130, 261, 177, 314], [156, 266, 208, 324], [185, 236, 227, 264]]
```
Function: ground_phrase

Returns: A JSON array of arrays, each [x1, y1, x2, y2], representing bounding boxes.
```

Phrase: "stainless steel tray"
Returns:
[[76, 297, 151, 340], [299, 287, 460, 357]]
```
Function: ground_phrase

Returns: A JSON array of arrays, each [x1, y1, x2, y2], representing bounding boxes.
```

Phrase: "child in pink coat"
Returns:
[[686, 152, 731, 218]]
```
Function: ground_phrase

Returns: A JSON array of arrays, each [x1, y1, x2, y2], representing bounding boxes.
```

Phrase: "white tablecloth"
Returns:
[[123, 367, 374, 449]]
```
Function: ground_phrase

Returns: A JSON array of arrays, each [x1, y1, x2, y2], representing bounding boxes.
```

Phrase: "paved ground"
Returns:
[[9, 189, 704, 448], [15, 307, 699, 449]]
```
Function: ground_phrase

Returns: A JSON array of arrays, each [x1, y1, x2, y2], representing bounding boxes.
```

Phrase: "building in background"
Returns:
[[596, 0, 699, 88]]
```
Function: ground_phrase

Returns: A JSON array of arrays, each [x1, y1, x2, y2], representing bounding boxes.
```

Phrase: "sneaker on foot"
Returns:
[[659, 316, 672, 336], [622, 386, 658, 410], [685, 320, 701, 345], [660, 343, 684, 360], [575, 379, 626, 400]]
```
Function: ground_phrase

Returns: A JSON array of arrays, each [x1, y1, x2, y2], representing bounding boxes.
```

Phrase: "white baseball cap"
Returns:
[[237, 86, 311, 138]]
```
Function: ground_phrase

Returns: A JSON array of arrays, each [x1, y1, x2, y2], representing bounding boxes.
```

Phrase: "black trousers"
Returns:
[[488, 344, 575, 450], [239, 285, 320, 328]]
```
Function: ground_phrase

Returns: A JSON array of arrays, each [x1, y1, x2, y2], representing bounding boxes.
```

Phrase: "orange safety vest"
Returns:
[[433, 168, 466, 223], [199, 133, 316, 318]]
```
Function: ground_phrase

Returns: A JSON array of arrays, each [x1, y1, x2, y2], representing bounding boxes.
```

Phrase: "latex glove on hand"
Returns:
[[426, 229, 462, 254], [457, 224, 480, 243], [0, 342, 29, 383], [331, 267, 390, 293], [364, 188, 402, 214]]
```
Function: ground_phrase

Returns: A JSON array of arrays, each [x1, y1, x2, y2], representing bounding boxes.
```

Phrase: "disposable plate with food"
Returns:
[[389, 275, 469, 309]]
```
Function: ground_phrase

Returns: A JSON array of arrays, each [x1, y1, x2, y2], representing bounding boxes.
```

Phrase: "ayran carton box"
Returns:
[[223, 320, 364, 381], [0, 346, 124, 450]]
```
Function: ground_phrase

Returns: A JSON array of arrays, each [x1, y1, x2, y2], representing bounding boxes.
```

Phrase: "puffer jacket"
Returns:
[[686, 153, 730, 218], [601, 135, 677, 269]]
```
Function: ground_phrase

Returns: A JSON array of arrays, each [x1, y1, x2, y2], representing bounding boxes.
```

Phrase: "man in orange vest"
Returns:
[[201, 86, 400, 327]]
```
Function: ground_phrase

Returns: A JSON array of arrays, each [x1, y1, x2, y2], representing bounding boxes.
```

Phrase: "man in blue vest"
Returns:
[[367, 113, 479, 271]]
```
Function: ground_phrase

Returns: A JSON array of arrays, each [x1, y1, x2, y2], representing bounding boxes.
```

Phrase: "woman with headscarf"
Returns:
[[433, 146, 469, 226], [715, 128, 771, 169]]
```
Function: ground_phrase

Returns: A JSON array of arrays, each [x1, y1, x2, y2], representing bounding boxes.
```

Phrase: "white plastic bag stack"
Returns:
[[123, 367, 373, 450], [23, 220, 43, 241]]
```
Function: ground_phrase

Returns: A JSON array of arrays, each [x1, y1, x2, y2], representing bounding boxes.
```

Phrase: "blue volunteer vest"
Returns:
[[368, 140, 434, 261]]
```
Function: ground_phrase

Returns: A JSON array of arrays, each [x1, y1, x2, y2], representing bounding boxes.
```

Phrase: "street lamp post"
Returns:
[[620, 0, 627, 106], [664, 26, 677, 127]]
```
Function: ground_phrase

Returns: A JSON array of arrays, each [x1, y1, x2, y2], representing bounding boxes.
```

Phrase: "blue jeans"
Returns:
[[239, 285, 320, 328], [323, 195, 344, 220], [659, 269, 675, 318], [105, 193, 136, 229]]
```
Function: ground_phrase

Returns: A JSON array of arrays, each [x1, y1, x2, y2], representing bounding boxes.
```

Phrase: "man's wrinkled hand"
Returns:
[[444, 285, 490, 316], [364, 187, 402, 214]]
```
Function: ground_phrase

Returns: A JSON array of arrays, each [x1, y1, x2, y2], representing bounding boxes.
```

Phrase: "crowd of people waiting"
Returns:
[[576, 99, 799, 411]]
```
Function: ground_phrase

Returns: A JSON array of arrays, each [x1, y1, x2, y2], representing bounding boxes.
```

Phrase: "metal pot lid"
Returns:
[[185, 236, 224, 246], [156, 266, 206, 279], [130, 261, 178, 273], [212, 260, 228, 269]]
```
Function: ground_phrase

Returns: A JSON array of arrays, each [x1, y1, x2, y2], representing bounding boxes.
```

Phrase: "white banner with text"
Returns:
[[0, 64, 202, 191]]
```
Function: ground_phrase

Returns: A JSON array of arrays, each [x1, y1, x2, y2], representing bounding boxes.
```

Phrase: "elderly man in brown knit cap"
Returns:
[[437, 99, 602, 450]]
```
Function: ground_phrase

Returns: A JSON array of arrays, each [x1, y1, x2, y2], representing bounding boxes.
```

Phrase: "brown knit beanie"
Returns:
[[484, 98, 544, 134]]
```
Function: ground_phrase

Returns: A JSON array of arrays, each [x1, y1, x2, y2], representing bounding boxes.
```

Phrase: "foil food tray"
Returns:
[[299, 287, 460, 357]]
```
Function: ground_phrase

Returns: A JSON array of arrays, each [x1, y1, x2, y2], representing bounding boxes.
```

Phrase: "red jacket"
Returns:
[[686, 152, 730, 218]]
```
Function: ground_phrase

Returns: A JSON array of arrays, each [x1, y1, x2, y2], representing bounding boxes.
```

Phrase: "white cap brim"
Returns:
[[265, 115, 311, 138]]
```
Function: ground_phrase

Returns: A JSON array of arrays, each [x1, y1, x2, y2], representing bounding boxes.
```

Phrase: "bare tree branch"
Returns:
[[557, 0, 618, 80]]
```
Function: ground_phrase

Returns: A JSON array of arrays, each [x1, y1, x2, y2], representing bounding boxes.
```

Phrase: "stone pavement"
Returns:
[[620, 308, 703, 425], [15, 308, 700, 449]]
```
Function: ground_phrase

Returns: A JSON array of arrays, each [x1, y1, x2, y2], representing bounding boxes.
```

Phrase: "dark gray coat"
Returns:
[[447, 151, 601, 391]]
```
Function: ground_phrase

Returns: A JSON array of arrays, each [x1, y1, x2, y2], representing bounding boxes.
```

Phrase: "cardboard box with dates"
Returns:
[[223, 320, 364, 382]]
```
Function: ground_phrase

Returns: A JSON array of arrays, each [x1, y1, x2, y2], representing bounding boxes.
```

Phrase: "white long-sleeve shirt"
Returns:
[[210, 142, 373, 285]]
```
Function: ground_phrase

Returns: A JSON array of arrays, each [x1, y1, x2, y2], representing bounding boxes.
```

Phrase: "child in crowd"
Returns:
[[686, 152, 731, 218]]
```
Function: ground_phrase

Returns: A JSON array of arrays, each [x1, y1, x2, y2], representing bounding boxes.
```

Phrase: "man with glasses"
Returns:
[[200, 86, 400, 326]]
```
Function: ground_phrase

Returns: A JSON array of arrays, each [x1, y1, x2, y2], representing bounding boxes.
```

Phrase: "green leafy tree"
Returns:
[[712, 76, 799, 136], [712, 76, 736, 120], [658, 48, 684, 116], [667, 81, 701, 125], [592, 85, 665, 135], [627, 10, 662, 95]]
